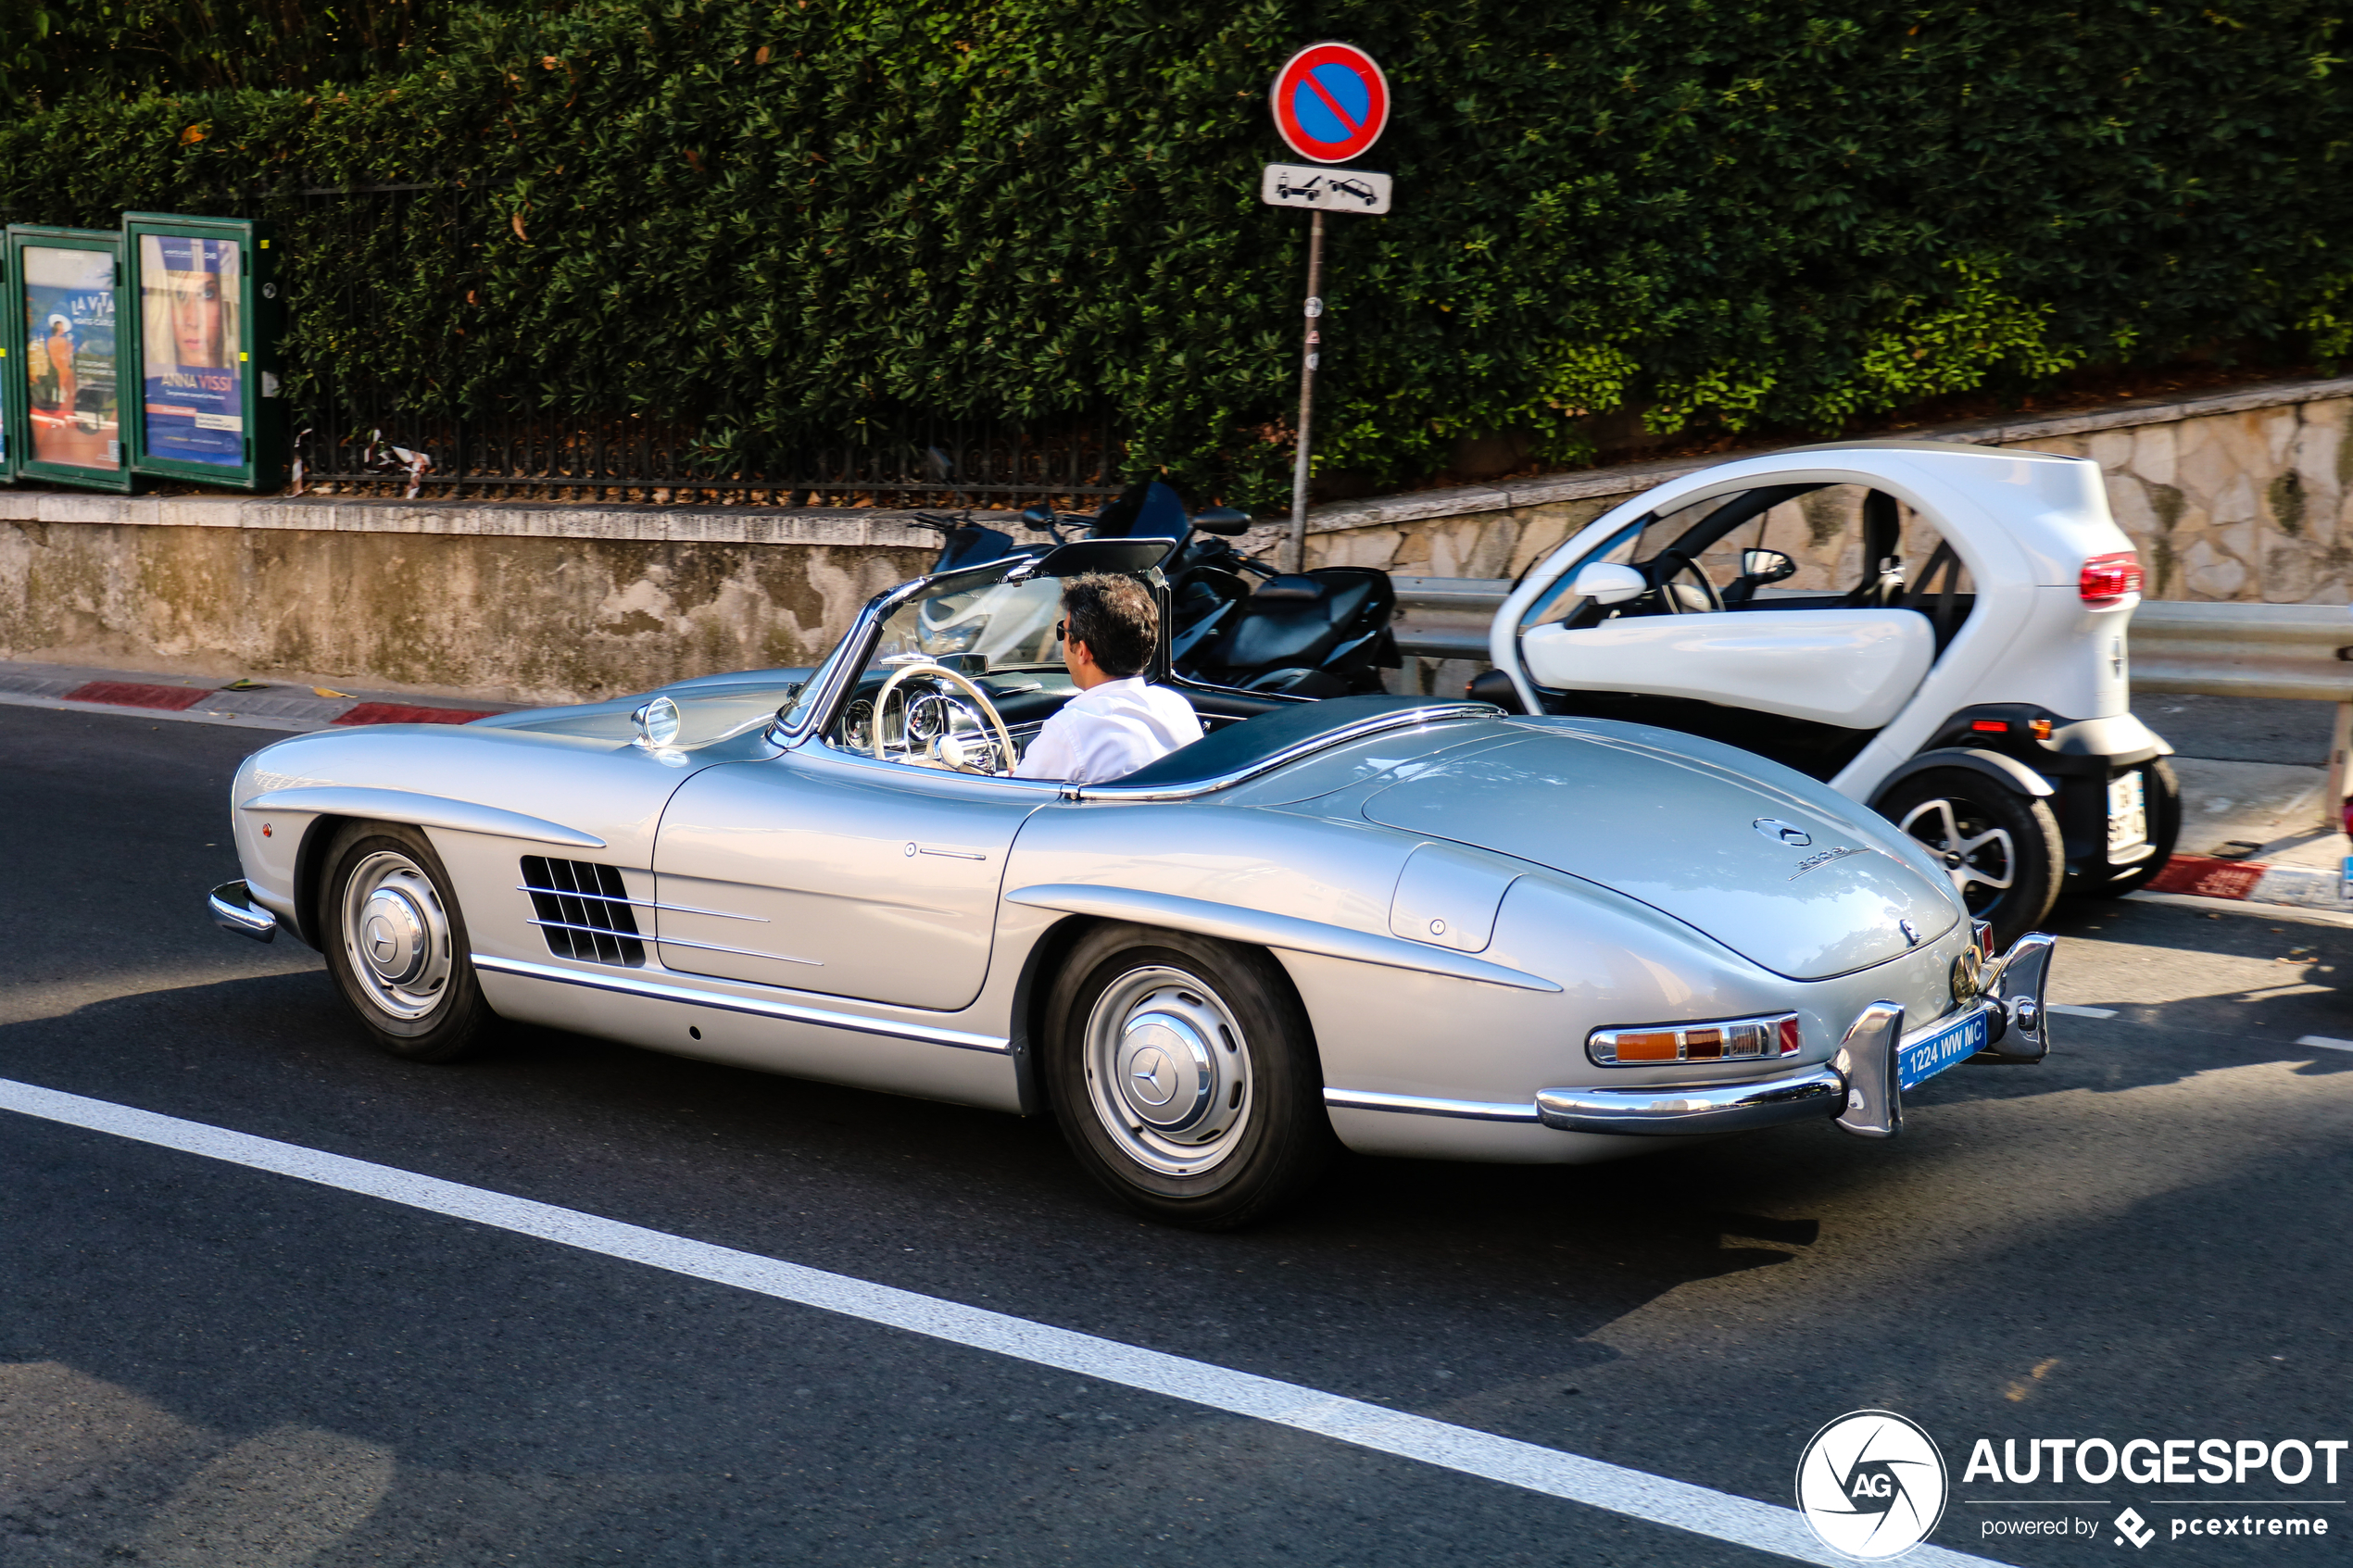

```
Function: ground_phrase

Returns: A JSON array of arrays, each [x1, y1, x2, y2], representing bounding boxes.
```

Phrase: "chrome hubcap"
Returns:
[[341, 850, 454, 1021], [1084, 967, 1252, 1177]]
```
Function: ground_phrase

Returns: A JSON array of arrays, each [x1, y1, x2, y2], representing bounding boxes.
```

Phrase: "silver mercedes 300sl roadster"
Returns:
[[208, 537, 2055, 1227]]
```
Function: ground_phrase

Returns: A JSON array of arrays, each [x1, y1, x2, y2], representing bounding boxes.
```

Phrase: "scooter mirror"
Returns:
[[1740, 547, 1797, 583], [1570, 560, 1648, 606], [1192, 507, 1252, 536], [1019, 507, 1056, 530]]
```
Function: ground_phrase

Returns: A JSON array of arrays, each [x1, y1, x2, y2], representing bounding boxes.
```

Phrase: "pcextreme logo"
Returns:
[[1796, 1410, 1951, 1561]]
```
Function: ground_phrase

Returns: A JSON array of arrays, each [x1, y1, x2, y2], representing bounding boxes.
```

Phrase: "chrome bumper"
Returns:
[[208, 880, 278, 943], [1536, 931, 2054, 1140]]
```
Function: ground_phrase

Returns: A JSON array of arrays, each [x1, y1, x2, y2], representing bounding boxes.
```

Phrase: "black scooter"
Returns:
[[1021, 481, 1400, 698]]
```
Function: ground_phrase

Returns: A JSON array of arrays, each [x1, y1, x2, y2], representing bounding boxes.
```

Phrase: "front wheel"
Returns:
[[321, 820, 496, 1062], [1042, 924, 1332, 1230], [1876, 769, 2064, 950]]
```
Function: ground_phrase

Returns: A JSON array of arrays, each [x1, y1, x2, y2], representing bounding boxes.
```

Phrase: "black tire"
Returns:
[[1042, 923, 1333, 1230], [1876, 769, 2064, 950], [2073, 757, 2183, 899], [319, 820, 496, 1062]]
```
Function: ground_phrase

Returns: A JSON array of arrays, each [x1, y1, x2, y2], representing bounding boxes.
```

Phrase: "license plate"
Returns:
[[1900, 1009, 1990, 1090], [2108, 770, 2148, 853]]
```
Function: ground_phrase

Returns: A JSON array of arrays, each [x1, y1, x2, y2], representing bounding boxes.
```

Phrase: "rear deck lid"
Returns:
[[1359, 730, 1957, 979]]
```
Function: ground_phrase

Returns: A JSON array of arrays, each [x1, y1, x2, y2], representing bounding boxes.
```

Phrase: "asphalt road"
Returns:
[[4, 703, 2349, 1568]]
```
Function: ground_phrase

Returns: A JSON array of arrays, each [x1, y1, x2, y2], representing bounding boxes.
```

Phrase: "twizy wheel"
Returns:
[[1043, 924, 1332, 1230], [2074, 757, 2183, 899], [321, 821, 495, 1062], [1876, 769, 2063, 949]]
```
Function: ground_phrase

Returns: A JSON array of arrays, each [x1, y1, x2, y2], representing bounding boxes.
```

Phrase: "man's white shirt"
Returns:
[[1013, 677, 1202, 784]]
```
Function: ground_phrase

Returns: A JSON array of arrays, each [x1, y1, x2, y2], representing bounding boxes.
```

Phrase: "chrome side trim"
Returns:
[[649, 932, 824, 966], [514, 884, 768, 922], [239, 786, 607, 849], [208, 880, 278, 943], [1002, 884, 1563, 993], [1323, 1087, 1541, 1123], [1534, 1066, 1845, 1135], [1056, 704, 1496, 803], [472, 954, 1007, 1052], [525, 917, 649, 947]]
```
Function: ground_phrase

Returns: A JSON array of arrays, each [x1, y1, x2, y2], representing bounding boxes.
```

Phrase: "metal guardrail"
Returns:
[[1390, 576, 1511, 661], [2125, 601, 2353, 701], [1389, 581, 2353, 828]]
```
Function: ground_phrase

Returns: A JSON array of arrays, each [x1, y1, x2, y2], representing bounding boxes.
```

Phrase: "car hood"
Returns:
[[1357, 728, 1959, 980]]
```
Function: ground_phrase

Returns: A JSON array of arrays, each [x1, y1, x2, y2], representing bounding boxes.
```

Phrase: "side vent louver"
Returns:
[[521, 856, 646, 966]]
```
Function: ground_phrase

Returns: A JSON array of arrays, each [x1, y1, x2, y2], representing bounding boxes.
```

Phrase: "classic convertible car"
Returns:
[[208, 538, 2055, 1227]]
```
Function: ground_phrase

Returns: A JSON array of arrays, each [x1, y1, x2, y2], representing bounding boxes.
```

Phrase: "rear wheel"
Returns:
[[1876, 769, 2064, 949], [1042, 923, 1332, 1230], [320, 820, 495, 1062], [2073, 758, 2183, 899]]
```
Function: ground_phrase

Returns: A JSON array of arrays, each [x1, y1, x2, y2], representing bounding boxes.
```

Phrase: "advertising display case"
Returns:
[[125, 213, 283, 490], [7, 225, 132, 492], [0, 246, 15, 483]]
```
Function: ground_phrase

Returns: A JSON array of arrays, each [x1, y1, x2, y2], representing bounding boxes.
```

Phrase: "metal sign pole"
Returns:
[[1284, 208, 1326, 575]]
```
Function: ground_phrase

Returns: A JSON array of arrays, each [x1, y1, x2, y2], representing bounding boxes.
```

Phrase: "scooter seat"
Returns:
[[1251, 573, 1328, 603]]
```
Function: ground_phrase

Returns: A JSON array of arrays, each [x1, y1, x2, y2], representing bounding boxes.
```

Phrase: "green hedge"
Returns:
[[4, 0, 2347, 499]]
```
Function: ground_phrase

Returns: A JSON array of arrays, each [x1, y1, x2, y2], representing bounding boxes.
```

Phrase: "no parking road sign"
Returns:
[[1269, 43, 1390, 165]]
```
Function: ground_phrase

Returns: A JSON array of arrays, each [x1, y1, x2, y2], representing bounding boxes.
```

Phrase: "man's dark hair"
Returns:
[[1061, 572, 1157, 679]]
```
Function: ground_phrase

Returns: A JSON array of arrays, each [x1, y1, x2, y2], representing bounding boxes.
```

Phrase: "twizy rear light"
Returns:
[[2079, 551, 2144, 606], [1589, 1012, 1802, 1066]]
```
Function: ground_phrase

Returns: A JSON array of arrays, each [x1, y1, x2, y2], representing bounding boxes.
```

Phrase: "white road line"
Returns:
[[2047, 1004, 2118, 1020], [0, 1076, 2007, 1568], [2295, 1035, 2353, 1052]]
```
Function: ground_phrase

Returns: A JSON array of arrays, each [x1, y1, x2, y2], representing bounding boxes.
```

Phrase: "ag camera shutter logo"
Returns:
[[1795, 1410, 1950, 1560]]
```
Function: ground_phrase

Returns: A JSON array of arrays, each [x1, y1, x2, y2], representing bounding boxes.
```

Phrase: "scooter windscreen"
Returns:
[[1089, 480, 1191, 540]]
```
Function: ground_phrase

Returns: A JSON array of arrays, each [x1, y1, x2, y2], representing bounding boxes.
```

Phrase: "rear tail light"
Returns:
[[1589, 1012, 1802, 1066], [2079, 551, 2144, 606]]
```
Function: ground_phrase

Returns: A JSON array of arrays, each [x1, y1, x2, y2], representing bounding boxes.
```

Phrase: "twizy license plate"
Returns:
[[2108, 769, 2148, 852], [1899, 1009, 1990, 1090]]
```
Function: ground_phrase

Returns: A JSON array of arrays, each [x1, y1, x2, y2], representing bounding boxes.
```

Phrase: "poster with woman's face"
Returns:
[[138, 235, 243, 469], [21, 245, 120, 471]]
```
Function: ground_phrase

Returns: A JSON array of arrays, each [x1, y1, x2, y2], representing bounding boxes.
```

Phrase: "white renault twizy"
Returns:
[[1476, 439, 2177, 947]]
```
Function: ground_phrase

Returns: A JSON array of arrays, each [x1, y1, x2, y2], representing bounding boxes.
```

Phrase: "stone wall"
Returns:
[[0, 495, 932, 706], [1277, 374, 2353, 604], [2, 374, 2347, 706]]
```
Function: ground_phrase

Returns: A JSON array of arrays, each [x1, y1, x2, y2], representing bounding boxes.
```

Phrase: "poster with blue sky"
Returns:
[[21, 245, 120, 471]]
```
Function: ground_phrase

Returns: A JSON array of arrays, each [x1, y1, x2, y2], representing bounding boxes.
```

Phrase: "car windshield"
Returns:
[[866, 571, 1064, 678]]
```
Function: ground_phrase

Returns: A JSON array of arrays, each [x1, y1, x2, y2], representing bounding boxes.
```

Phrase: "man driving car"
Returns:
[[1013, 573, 1202, 784]]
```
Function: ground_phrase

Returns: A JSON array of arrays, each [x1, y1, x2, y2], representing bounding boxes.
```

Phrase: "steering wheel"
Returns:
[[871, 661, 1021, 774], [1650, 548, 1725, 614]]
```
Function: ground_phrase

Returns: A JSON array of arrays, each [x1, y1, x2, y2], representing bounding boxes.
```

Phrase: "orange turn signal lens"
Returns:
[[1589, 1012, 1803, 1066], [1611, 1031, 1680, 1062]]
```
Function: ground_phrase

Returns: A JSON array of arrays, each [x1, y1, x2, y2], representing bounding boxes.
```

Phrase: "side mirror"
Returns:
[[1569, 560, 1648, 606], [1741, 547, 1797, 584], [1191, 506, 1252, 537], [1019, 507, 1056, 532]]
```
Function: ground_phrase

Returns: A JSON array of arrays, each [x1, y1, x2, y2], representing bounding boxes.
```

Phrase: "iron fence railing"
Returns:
[[274, 182, 1126, 506]]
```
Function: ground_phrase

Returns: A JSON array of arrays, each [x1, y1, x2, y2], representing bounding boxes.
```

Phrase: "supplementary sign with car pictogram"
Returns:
[[1268, 43, 1390, 164], [1260, 165, 1392, 214]]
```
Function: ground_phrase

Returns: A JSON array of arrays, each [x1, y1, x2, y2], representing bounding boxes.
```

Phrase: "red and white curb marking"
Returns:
[[2146, 853, 2350, 912], [0, 671, 497, 733]]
